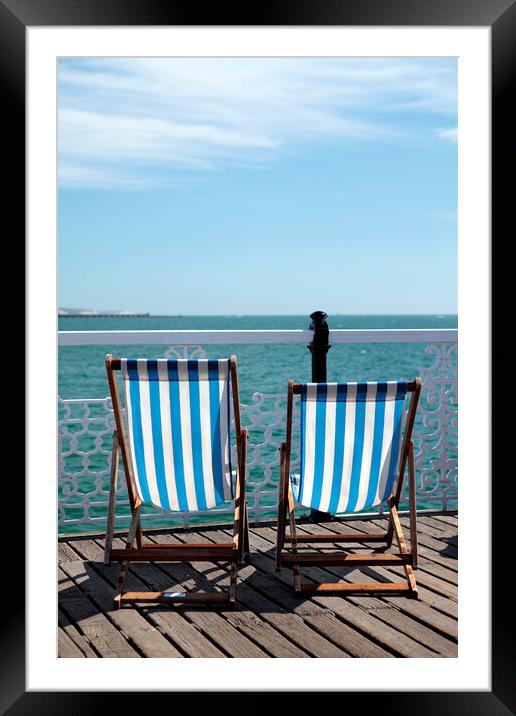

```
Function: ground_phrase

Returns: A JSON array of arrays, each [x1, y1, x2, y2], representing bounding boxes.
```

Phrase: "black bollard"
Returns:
[[307, 311, 331, 522]]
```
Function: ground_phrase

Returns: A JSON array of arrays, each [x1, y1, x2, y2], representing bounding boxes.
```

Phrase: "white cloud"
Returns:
[[437, 127, 458, 142], [58, 58, 457, 189]]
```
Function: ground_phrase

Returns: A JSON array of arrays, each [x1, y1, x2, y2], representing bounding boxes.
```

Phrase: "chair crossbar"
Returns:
[[299, 582, 413, 595], [141, 541, 233, 550], [284, 532, 388, 543], [110, 547, 237, 562], [280, 552, 412, 567], [116, 591, 231, 605]]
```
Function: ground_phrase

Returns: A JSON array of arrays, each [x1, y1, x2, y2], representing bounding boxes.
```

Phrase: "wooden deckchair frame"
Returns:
[[104, 354, 249, 608], [276, 378, 422, 598]]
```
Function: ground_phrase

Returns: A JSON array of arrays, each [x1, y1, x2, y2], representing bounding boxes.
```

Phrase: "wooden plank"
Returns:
[[431, 514, 459, 526], [58, 608, 98, 658], [159, 534, 348, 658], [250, 525, 456, 652], [143, 534, 313, 658], [308, 594, 439, 658], [58, 627, 85, 658], [365, 519, 458, 570], [413, 544, 458, 574], [60, 556, 183, 658], [58, 515, 458, 659], [197, 527, 325, 615], [336, 518, 458, 580], [58, 541, 82, 563], [296, 521, 458, 616], [109, 537, 267, 658], [233, 589, 348, 657], [175, 607, 268, 659], [269, 530, 452, 657], [415, 558, 458, 586], [71, 538, 225, 658], [314, 519, 458, 594], [382, 595, 458, 641], [218, 527, 440, 657], [226, 614, 311, 658], [58, 567, 139, 658], [295, 522, 459, 623], [359, 564, 458, 620], [303, 612, 394, 658], [362, 604, 457, 657], [388, 565, 457, 600], [153, 535, 348, 657], [418, 515, 458, 534], [139, 610, 226, 658], [401, 515, 458, 544], [248, 528, 438, 659], [166, 530, 352, 657]]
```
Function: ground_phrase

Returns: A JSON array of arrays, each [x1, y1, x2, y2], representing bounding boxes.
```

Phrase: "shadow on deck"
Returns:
[[58, 513, 458, 658]]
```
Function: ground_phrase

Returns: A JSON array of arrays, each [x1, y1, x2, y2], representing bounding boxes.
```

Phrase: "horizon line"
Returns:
[[58, 311, 458, 317]]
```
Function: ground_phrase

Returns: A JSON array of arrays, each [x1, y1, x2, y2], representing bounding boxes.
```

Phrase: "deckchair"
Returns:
[[104, 355, 249, 608], [276, 378, 421, 597]]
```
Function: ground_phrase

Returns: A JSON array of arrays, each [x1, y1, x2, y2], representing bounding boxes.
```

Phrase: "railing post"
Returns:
[[308, 311, 331, 522], [308, 310, 331, 382]]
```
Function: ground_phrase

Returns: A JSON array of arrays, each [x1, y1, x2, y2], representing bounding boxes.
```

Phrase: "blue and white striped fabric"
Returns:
[[294, 381, 408, 514], [121, 358, 233, 512]]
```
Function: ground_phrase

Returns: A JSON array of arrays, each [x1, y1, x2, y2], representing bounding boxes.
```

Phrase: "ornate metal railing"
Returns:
[[58, 328, 457, 533]]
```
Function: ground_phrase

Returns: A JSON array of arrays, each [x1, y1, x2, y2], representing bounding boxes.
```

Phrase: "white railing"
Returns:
[[58, 328, 458, 532], [60, 328, 456, 346]]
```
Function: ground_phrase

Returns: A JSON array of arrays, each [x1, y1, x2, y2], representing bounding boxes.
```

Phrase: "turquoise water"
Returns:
[[58, 315, 457, 533], [59, 314, 457, 400]]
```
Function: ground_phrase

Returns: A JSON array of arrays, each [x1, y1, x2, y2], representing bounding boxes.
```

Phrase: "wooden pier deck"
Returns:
[[58, 513, 458, 658]]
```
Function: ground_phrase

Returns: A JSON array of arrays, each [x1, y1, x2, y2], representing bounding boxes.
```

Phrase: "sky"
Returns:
[[58, 57, 457, 315]]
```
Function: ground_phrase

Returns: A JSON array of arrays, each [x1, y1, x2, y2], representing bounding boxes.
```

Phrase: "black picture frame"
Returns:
[[6, 0, 512, 711]]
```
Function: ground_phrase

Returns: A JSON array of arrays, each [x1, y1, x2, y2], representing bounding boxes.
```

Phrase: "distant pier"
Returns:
[[59, 312, 150, 318]]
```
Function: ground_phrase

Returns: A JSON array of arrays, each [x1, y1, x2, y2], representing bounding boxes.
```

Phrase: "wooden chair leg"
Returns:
[[385, 512, 395, 548], [243, 501, 250, 559], [229, 561, 238, 605], [104, 431, 119, 565], [287, 484, 301, 593], [234, 429, 248, 565], [389, 500, 418, 598], [114, 503, 142, 607], [408, 440, 418, 569], [276, 443, 288, 570], [114, 561, 129, 609], [127, 504, 142, 548]]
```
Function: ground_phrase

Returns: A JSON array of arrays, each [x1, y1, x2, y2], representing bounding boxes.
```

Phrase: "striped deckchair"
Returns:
[[104, 355, 249, 608], [276, 378, 421, 597]]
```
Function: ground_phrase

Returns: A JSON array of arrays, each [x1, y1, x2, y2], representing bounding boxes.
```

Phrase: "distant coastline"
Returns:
[[58, 309, 150, 317]]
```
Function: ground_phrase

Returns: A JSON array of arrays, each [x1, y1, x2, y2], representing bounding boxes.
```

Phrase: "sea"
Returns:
[[58, 314, 458, 533], [58, 313, 457, 400]]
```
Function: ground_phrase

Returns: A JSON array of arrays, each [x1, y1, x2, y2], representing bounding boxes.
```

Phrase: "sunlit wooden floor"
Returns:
[[58, 513, 458, 658]]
